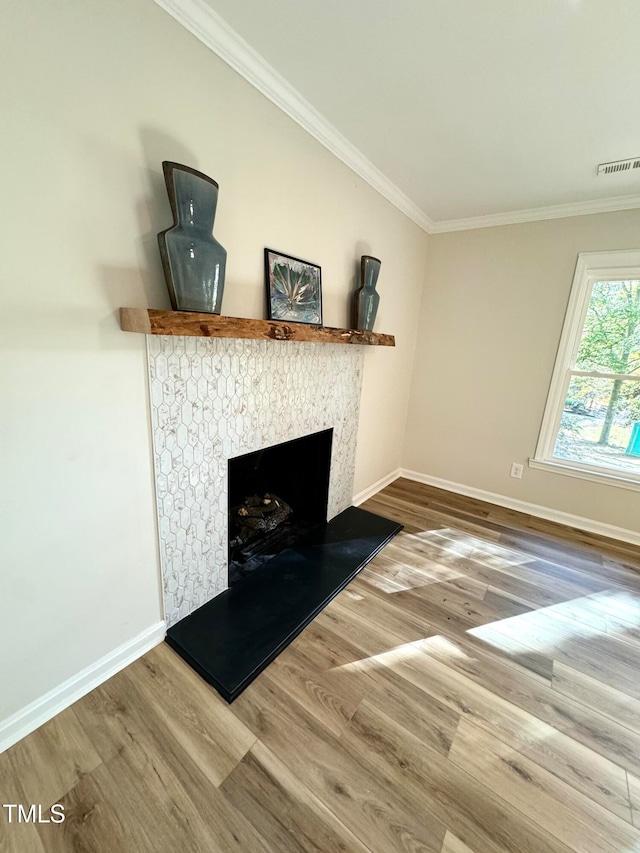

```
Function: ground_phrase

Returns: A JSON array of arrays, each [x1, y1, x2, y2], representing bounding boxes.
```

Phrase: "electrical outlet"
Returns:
[[510, 463, 523, 479]]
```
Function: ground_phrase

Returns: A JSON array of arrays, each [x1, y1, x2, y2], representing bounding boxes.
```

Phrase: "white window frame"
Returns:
[[530, 249, 640, 492]]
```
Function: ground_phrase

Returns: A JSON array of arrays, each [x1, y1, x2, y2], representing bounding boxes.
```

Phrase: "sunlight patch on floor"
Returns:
[[419, 633, 470, 660], [330, 640, 427, 674], [360, 571, 413, 594], [467, 590, 640, 657], [365, 525, 533, 594], [542, 590, 640, 647], [398, 528, 475, 559], [396, 525, 533, 573], [363, 563, 464, 594], [585, 589, 640, 623], [331, 634, 482, 676], [427, 528, 533, 569]]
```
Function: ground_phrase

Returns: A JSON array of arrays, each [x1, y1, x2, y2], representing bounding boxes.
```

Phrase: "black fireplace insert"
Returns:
[[227, 429, 333, 584]]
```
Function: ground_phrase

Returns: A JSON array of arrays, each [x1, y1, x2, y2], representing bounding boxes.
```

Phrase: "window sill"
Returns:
[[528, 458, 640, 493]]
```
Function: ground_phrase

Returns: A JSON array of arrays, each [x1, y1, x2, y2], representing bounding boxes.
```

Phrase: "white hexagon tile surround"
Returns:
[[147, 335, 365, 627]]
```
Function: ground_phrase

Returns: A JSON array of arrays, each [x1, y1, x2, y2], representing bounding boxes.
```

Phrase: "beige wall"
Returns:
[[403, 209, 640, 534], [0, 0, 426, 726]]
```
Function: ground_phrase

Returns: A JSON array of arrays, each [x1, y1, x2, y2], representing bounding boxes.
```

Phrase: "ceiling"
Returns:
[[164, 0, 640, 230]]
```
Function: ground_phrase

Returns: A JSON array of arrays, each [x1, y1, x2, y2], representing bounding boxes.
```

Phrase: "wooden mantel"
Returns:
[[120, 308, 395, 347]]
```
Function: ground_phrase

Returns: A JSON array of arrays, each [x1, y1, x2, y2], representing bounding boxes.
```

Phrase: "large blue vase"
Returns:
[[354, 255, 381, 331], [158, 161, 227, 314]]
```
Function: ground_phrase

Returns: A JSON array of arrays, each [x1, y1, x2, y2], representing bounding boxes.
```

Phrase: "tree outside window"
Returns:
[[534, 251, 640, 486]]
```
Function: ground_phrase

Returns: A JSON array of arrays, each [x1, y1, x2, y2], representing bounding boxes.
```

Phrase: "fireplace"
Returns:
[[148, 335, 402, 702], [147, 336, 365, 627], [228, 429, 333, 584]]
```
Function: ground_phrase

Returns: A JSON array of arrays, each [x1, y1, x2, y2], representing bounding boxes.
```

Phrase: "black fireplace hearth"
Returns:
[[165, 505, 402, 702]]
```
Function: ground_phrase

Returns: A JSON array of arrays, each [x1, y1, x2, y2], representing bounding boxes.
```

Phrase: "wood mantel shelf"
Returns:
[[120, 308, 395, 347]]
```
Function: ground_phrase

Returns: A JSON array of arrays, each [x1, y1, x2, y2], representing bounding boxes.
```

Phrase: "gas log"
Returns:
[[229, 493, 292, 548]]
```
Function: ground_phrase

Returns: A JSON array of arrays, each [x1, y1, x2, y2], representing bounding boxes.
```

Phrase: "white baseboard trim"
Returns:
[[0, 621, 166, 755], [353, 469, 401, 506], [399, 468, 640, 548]]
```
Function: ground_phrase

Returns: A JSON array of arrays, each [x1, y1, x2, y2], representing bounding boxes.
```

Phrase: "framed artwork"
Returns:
[[264, 249, 322, 325]]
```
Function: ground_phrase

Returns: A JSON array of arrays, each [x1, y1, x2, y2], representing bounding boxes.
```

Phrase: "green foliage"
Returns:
[[555, 411, 584, 459], [621, 381, 640, 426], [576, 280, 640, 374], [575, 280, 640, 445]]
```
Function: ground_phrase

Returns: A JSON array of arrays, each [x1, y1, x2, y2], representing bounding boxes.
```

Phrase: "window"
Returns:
[[532, 250, 640, 490]]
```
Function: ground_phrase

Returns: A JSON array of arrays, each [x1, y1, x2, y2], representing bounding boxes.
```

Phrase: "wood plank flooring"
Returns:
[[2, 477, 640, 852]]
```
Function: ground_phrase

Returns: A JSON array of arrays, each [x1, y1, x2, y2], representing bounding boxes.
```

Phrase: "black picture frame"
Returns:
[[264, 249, 323, 326]]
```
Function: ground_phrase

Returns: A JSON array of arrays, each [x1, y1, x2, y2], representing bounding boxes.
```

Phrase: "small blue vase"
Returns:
[[354, 255, 381, 331], [158, 162, 227, 314]]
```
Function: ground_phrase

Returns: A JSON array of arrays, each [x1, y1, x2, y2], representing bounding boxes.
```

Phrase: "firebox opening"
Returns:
[[227, 428, 333, 585]]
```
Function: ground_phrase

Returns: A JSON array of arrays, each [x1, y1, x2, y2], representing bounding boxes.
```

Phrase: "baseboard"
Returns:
[[0, 621, 166, 754], [399, 468, 640, 548], [353, 468, 401, 506]]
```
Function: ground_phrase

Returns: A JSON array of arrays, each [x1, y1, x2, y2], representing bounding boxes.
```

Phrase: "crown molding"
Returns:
[[153, 0, 640, 237], [431, 193, 640, 233], [152, 0, 435, 234]]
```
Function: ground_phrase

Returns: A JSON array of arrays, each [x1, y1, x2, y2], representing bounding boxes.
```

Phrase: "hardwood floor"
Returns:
[[3, 477, 640, 852]]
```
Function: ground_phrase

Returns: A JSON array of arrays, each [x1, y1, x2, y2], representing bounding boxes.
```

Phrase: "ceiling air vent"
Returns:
[[597, 157, 640, 176]]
